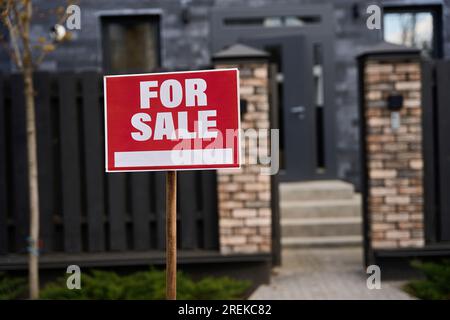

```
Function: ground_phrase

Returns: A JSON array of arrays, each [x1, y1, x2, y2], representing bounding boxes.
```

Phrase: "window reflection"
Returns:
[[102, 16, 160, 73], [384, 12, 434, 57]]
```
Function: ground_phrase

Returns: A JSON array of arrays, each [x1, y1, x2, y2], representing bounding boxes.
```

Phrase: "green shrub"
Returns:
[[40, 268, 251, 300], [0, 273, 27, 300], [186, 276, 251, 300], [404, 260, 450, 300]]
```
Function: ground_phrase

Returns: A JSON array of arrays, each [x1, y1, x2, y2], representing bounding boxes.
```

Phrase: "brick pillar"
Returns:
[[360, 47, 424, 250], [213, 44, 272, 254]]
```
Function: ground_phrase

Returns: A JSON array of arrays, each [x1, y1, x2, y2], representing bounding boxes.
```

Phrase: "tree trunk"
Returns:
[[23, 67, 40, 300]]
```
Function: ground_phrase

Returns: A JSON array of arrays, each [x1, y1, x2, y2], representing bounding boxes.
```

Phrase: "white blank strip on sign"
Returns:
[[114, 148, 233, 167]]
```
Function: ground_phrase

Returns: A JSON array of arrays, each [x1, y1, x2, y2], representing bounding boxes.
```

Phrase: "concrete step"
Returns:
[[282, 235, 363, 248], [281, 196, 361, 218], [281, 216, 362, 237], [280, 180, 355, 202]]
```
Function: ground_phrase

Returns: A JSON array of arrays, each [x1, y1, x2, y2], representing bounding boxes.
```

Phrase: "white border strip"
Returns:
[[103, 75, 109, 171], [236, 68, 241, 169], [114, 149, 233, 167]]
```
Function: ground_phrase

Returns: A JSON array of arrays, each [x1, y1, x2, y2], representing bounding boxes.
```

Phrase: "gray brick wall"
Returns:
[[3, 0, 449, 188], [17, 0, 214, 71]]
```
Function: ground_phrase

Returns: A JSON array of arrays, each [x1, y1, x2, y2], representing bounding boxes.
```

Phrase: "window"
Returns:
[[223, 15, 321, 28], [101, 15, 160, 73], [383, 6, 442, 58]]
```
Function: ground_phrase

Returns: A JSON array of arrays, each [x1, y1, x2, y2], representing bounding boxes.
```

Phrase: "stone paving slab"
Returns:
[[250, 248, 415, 300]]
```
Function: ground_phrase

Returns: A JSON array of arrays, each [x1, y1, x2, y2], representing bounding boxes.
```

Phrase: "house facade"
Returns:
[[1, 0, 450, 283], [6, 0, 446, 188]]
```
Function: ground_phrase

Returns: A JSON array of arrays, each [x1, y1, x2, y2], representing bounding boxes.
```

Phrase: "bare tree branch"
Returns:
[[33, 42, 56, 68], [20, 0, 32, 69], [10, 0, 24, 39], [0, 34, 20, 66], [1, 0, 77, 70], [2, 9, 23, 69]]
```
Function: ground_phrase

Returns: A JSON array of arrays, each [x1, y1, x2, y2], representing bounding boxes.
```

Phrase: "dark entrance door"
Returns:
[[243, 34, 312, 180], [210, 5, 337, 181], [242, 33, 336, 181]]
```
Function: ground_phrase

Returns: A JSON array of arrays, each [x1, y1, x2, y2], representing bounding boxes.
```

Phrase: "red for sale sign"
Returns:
[[104, 69, 240, 172]]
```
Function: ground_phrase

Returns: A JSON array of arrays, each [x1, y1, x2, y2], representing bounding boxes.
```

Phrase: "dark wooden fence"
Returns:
[[0, 72, 219, 257]]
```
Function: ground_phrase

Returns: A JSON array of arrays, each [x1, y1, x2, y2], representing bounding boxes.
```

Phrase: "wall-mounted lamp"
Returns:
[[387, 94, 403, 111], [50, 24, 66, 42]]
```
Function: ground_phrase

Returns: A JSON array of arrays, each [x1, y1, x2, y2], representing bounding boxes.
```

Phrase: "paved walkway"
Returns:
[[250, 247, 415, 300]]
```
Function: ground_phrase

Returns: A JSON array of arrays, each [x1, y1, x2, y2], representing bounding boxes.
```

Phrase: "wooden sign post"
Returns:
[[103, 69, 240, 300], [166, 171, 177, 300]]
